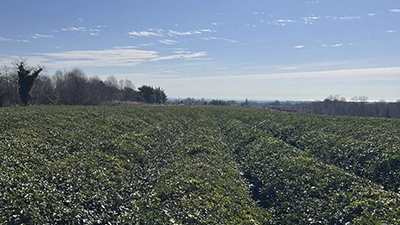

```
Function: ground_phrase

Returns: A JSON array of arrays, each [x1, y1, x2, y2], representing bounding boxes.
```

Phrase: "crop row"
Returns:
[[219, 107, 400, 192], [214, 114, 400, 224], [1, 105, 399, 224], [0, 106, 269, 224]]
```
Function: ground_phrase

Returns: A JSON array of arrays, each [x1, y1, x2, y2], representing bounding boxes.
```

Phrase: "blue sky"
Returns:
[[1, 0, 399, 101]]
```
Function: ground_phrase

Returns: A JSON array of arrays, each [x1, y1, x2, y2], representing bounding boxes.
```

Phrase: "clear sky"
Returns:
[[1, 0, 399, 101]]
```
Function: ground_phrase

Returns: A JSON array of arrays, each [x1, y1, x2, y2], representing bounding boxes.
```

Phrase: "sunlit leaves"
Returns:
[[0, 105, 399, 224]]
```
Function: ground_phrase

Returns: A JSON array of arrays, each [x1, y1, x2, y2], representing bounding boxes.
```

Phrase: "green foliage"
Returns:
[[138, 85, 167, 104], [208, 99, 229, 106], [216, 114, 400, 224], [0, 105, 399, 224]]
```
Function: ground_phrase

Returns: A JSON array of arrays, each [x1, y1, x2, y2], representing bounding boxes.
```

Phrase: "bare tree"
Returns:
[[0, 65, 19, 106], [30, 75, 55, 105], [86, 76, 107, 105]]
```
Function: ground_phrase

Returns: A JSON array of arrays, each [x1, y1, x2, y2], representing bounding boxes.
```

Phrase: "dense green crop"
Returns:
[[0, 105, 399, 224]]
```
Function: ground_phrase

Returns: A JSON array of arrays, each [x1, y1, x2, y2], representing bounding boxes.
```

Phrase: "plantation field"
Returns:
[[0, 105, 400, 224]]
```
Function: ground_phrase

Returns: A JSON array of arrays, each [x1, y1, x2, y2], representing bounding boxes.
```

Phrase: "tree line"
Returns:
[[266, 95, 400, 119], [308, 98, 400, 118], [0, 61, 167, 107]]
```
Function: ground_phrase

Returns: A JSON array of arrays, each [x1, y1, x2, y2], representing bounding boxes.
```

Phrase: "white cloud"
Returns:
[[150, 51, 206, 61], [302, 16, 321, 24], [159, 39, 178, 45], [339, 16, 361, 20], [269, 19, 296, 26], [387, 30, 396, 33], [307, 0, 323, 3], [112, 46, 136, 49], [62, 27, 86, 32], [60, 25, 105, 36], [15, 39, 30, 43], [38, 49, 157, 67], [168, 29, 212, 36], [31, 33, 54, 39], [89, 26, 106, 36], [202, 37, 238, 43], [168, 30, 192, 36], [138, 43, 155, 47], [322, 43, 349, 48], [199, 29, 212, 33], [127, 28, 212, 38], [0, 36, 29, 43], [280, 67, 299, 70], [0, 37, 11, 41], [89, 29, 101, 36], [390, 9, 400, 13], [368, 13, 376, 17], [294, 45, 304, 49], [128, 31, 162, 37], [11, 48, 207, 68]]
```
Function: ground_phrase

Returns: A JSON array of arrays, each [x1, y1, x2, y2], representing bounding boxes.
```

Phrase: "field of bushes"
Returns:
[[0, 105, 399, 224]]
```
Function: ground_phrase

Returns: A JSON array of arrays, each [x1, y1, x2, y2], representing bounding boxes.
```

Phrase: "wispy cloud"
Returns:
[[159, 39, 178, 45], [0, 36, 30, 43], [16, 48, 207, 68], [167, 30, 193, 36], [0, 37, 11, 42], [168, 29, 212, 36], [150, 51, 206, 61], [387, 30, 396, 33], [390, 9, 400, 13], [322, 43, 348, 48], [128, 30, 163, 37], [294, 45, 304, 49], [339, 16, 361, 20], [307, 0, 325, 4], [202, 37, 238, 43], [15, 39, 30, 43], [280, 67, 299, 70], [89, 31, 101, 36], [31, 33, 54, 39], [127, 28, 212, 38], [62, 27, 86, 32], [89, 25, 106, 36], [61, 25, 106, 36], [302, 16, 321, 24], [269, 19, 296, 26]]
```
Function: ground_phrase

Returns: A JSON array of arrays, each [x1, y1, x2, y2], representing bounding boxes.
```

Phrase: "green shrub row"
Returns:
[[1, 105, 399, 224]]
